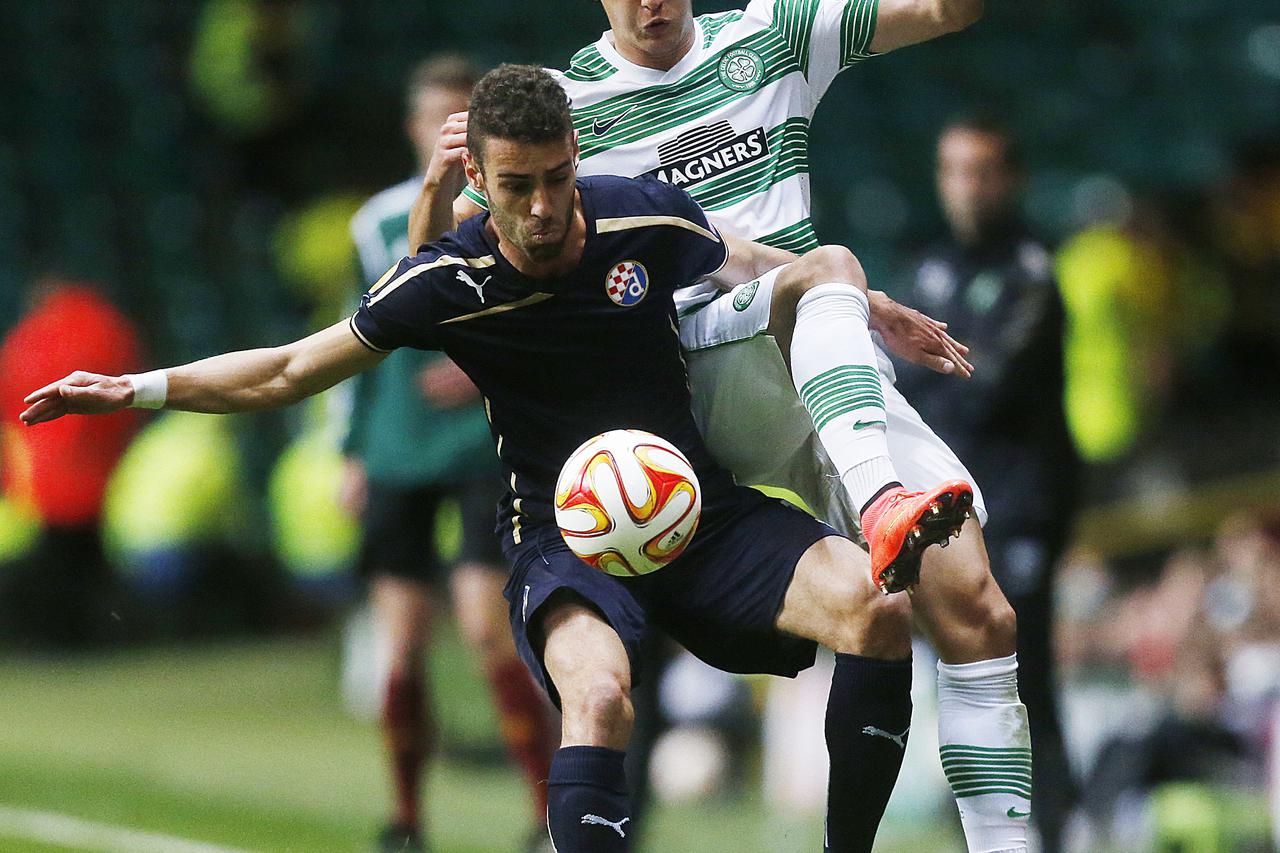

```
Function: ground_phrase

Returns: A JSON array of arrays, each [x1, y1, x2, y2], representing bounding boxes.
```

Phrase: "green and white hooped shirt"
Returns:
[[462, 0, 879, 314]]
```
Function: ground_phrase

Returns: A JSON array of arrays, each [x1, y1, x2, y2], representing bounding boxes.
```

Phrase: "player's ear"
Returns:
[[571, 130, 581, 170], [463, 150, 484, 193]]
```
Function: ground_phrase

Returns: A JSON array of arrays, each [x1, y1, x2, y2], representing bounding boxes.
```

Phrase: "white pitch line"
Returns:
[[0, 805, 254, 853]]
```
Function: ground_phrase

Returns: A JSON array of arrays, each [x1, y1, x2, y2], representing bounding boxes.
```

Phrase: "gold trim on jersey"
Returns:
[[367, 254, 497, 306], [596, 215, 721, 243], [510, 473, 523, 544], [438, 292, 555, 325], [348, 315, 390, 353]]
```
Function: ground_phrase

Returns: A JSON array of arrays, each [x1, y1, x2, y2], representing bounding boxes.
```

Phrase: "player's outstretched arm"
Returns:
[[20, 320, 385, 425], [870, 0, 983, 54]]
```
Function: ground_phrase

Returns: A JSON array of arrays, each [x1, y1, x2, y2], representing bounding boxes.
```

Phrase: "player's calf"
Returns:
[[540, 600, 636, 852], [913, 519, 1018, 663]]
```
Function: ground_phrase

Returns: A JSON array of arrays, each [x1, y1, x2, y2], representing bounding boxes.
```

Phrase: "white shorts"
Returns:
[[677, 267, 987, 537]]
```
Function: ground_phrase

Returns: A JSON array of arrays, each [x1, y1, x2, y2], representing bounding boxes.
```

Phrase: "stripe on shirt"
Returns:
[[367, 255, 496, 306], [595, 215, 721, 243]]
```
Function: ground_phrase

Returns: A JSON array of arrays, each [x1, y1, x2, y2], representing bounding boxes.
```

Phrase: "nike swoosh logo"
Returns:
[[1007, 807, 1030, 818], [592, 106, 635, 136]]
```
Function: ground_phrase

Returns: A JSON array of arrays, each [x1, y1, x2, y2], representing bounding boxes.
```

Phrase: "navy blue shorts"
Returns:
[[502, 486, 840, 707]]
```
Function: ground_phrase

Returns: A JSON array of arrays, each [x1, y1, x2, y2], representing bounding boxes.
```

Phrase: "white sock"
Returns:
[[790, 283, 898, 511], [937, 654, 1032, 853]]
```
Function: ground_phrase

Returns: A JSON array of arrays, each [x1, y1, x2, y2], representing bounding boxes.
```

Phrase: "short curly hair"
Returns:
[[467, 64, 573, 166]]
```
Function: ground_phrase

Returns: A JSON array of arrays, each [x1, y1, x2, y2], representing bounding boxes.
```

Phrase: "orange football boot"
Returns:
[[860, 480, 974, 593]]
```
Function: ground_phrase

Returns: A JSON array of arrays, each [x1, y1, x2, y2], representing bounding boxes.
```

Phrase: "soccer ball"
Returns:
[[554, 429, 701, 577]]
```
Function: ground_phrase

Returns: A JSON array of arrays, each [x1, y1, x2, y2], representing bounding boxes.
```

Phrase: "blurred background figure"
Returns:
[[1055, 513, 1280, 852], [894, 116, 1079, 852], [0, 278, 141, 649], [339, 54, 556, 853]]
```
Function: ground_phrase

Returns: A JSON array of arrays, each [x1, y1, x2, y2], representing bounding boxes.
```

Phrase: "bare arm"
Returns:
[[706, 234, 797, 291], [406, 111, 480, 250], [20, 321, 385, 425], [870, 0, 983, 54]]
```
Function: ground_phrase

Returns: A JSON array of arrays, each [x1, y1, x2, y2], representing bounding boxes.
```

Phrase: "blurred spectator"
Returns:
[[895, 115, 1079, 852], [341, 55, 555, 853], [1210, 141, 1280, 394], [1060, 519, 1280, 851], [0, 280, 141, 647]]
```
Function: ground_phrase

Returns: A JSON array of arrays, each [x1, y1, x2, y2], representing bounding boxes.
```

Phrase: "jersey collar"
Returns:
[[596, 16, 705, 86]]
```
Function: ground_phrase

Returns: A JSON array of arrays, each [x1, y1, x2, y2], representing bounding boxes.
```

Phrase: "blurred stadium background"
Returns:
[[1, 1, 1279, 851]]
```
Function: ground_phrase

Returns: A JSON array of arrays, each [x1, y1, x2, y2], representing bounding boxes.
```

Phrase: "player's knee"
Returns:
[[959, 571, 1019, 656], [839, 591, 913, 659], [774, 245, 868, 311], [983, 588, 1018, 653], [793, 245, 867, 292], [458, 613, 505, 662], [563, 676, 634, 745]]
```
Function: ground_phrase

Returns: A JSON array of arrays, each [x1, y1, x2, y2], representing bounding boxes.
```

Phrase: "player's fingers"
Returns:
[[937, 329, 970, 354], [938, 339, 973, 378], [439, 131, 469, 150], [24, 374, 79, 403], [19, 396, 65, 425], [922, 355, 956, 375]]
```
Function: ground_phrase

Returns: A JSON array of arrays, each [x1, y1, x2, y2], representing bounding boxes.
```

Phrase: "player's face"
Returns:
[[937, 128, 1023, 243], [599, 0, 695, 70], [471, 135, 579, 263]]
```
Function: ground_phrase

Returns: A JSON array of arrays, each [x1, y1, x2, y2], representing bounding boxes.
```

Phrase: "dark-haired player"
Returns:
[[344, 54, 556, 853], [22, 65, 966, 853]]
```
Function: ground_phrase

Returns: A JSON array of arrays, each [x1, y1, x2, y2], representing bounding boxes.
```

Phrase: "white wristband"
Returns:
[[125, 370, 168, 409]]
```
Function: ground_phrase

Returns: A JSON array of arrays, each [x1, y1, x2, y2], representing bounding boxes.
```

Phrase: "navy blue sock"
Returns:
[[824, 653, 913, 853], [547, 746, 632, 852]]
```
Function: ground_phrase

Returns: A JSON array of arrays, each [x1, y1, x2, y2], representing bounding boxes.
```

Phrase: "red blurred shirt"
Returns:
[[0, 285, 142, 526]]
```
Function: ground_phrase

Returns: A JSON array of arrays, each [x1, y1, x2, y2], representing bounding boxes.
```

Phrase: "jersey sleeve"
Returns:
[[459, 184, 490, 211], [769, 0, 879, 100], [350, 256, 444, 353], [645, 179, 729, 283]]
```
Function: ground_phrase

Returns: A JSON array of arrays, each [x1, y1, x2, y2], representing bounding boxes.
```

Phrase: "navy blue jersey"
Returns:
[[351, 175, 735, 546]]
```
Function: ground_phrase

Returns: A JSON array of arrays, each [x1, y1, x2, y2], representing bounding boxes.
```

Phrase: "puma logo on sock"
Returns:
[[861, 724, 910, 750], [581, 814, 630, 838]]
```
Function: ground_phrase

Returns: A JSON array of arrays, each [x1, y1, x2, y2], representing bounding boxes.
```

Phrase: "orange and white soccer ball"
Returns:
[[554, 429, 702, 577]]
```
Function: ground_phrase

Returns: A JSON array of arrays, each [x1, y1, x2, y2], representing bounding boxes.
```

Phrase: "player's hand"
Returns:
[[868, 291, 974, 379], [338, 457, 368, 517], [423, 111, 469, 192], [417, 358, 480, 409], [20, 371, 135, 425]]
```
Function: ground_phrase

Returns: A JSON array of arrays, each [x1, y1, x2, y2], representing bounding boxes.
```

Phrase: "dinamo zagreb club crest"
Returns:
[[718, 48, 764, 92], [605, 260, 649, 306]]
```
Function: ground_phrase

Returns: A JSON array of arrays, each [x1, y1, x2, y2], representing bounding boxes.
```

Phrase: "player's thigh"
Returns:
[[884, 381, 989, 525], [538, 591, 634, 749], [910, 517, 1017, 663], [370, 574, 440, 661], [451, 563, 516, 661], [447, 476, 513, 660], [504, 530, 646, 716], [774, 535, 912, 659], [685, 335, 862, 535]]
